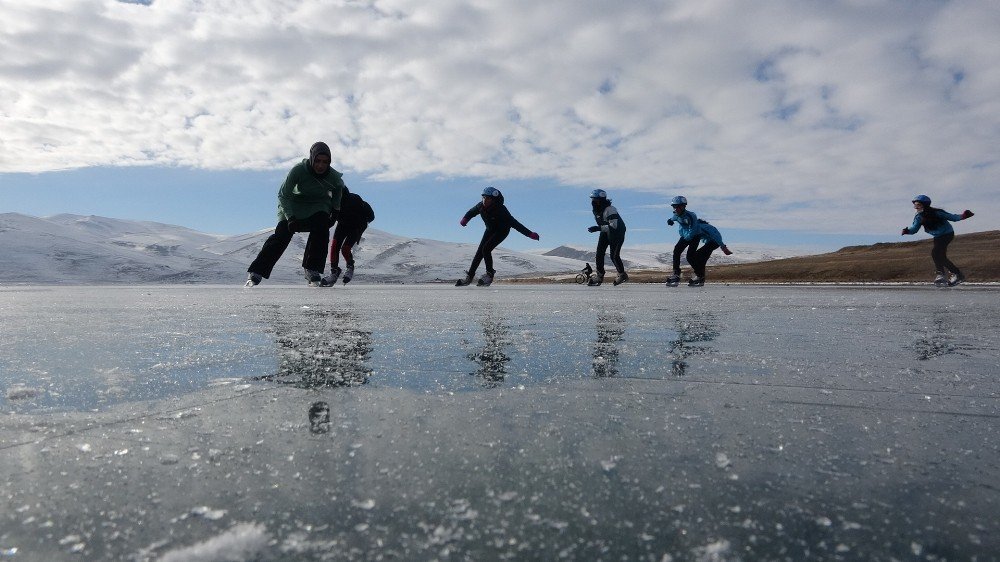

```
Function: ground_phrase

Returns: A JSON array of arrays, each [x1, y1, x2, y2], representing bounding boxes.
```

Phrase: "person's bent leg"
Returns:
[[933, 233, 960, 275], [595, 234, 610, 275], [694, 242, 719, 279], [610, 237, 626, 275], [248, 222, 293, 278], [481, 229, 509, 275], [301, 212, 332, 273], [672, 238, 689, 275]]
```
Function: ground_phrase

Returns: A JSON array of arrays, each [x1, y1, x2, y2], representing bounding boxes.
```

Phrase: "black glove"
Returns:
[[667, 219, 675, 226], [961, 210, 974, 219], [900, 228, 909, 235], [587, 225, 600, 233]]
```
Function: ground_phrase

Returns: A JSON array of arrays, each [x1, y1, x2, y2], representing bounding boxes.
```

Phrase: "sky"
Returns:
[[1, 0, 998, 253]]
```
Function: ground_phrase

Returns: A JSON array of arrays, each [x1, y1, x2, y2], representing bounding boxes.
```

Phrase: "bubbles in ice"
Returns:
[[5, 385, 43, 400], [351, 498, 376, 510], [601, 456, 622, 471], [714, 452, 731, 469], [157, 522, 270, 562]]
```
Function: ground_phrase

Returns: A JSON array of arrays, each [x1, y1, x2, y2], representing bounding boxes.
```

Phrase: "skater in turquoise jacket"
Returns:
[[666, 196, 731, 287]]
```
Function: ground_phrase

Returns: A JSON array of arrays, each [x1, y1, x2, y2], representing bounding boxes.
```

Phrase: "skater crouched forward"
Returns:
[[665, 196, 731, 287], [901, 194, 973, 286], [456, 186, 540, 287], [246, 142, 345, 286]]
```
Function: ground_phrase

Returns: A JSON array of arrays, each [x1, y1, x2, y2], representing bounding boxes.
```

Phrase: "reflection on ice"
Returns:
[[593, 311, 625, 377], [1, 286, 999, 560], [466, 313, 511, 388], [257, 308, 373, 389], [665, 313, 721, 377]]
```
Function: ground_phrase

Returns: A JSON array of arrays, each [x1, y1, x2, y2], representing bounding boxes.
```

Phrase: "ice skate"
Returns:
[[321, 266, 342, 287], [304, 269, 323, 286], [665, 274, 680, 287], [933, 273, 947, 287], [947, 272, 965, 287], [687, 276, 704, 287], [342, 264, 355, 284], [587, 273, 604, 286], [476, 271, 494, 287], [455, 272, 474, 286], [245, 272, 262, 287], [613, 272, 629, 286]]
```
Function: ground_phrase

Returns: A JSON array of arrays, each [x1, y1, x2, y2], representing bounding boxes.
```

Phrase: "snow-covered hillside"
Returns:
[[0, 213, 809, 285], [0, 213, 585, 284]]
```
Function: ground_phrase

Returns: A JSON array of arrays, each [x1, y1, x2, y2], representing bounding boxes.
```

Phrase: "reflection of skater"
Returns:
[[308, 401, 331, 434], [246, 142, 345, 286], [592, 311, 625, 377], [586, 190, 628, 286], [665, 196, 731, 287], [666, 313, 721, 376], [323, 188, 374, 286], [467, 315, 511, 388], [901, 195, 974, 286], [456, 187, 540, 287]]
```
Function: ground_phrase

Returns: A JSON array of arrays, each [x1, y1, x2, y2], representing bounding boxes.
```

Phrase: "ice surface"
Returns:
[[1, 284, 998, 560]]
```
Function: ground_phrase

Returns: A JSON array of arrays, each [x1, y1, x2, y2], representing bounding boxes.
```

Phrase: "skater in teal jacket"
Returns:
[[901, 195, 974, 286]]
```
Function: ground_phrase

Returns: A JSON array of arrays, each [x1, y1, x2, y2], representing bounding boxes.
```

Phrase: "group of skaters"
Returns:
[[247, 142, 976, 288]]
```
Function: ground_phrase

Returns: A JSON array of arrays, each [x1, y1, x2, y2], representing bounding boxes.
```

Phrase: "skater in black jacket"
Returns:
[[323, 188, 375, 285], [456, 186, 540, 286]]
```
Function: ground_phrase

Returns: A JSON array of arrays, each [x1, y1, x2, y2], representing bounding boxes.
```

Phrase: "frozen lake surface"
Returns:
[[1, 284, 998, 560]]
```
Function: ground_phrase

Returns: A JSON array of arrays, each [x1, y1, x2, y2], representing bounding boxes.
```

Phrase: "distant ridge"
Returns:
[[686, 230, 1000, 283]]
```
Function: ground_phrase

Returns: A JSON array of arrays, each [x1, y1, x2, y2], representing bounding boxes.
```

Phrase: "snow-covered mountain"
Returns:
[[0, 213, 587, 284], [0, 213, 809, 285]]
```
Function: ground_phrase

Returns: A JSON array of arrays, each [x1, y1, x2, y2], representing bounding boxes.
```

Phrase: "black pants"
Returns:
[[931, 232, 961, 276], [687, 241, 719, 278], [330, 223, 366, 268], [248, 212, 330, 278], [672, 238, 693, 275], [596, 232, 626, 276], [469, 227, 510, 276]]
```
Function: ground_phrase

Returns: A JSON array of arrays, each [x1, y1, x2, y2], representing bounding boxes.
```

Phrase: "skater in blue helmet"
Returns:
[[586, 189, 628, 286], [665, 196, 731, 287], [456, 187, 540, 286], [901, 195, 974, 286]]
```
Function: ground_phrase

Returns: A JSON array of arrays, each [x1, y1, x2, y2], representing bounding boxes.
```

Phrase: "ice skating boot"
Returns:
[[321, 266, 342, 287], [245, 272, 262, 287], [665, 274, 680, 287], [587, 273, 604, 286], [342, 264, 355, 284], [613, 272, 629, 286], [687, 276, 704, 287], [476, 271, 494, 287], [933, 273, 947, 287], [456, 271, 474, 286], [304, 268, 324, 286], [947, 272, 965, 287]]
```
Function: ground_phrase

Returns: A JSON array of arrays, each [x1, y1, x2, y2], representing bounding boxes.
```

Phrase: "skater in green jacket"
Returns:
[[247, 142, 346, 286]]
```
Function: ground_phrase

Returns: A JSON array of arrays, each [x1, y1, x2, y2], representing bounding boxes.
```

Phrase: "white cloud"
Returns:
[[1, 0, 998, 232]]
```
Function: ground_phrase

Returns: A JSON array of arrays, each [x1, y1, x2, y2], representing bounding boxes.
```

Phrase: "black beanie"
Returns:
[[309, 142, 331, 168]]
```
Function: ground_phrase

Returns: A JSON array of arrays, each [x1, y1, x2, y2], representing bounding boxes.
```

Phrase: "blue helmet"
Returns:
[[482, 186, 501, 198], [590, 189, 607, 199], [912, 194, 931, 205], [670, 195, 688, 206]]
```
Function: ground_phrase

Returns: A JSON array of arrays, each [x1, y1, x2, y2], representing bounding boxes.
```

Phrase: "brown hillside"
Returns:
[[508, 230, 1000, 284], [666, 230, 1000, 283]]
